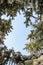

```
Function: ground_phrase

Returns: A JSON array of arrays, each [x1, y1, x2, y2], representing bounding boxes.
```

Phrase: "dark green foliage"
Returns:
[[0, 0, 43, 65], [0, 18, 13, 36], [24, 0, 43, 55]]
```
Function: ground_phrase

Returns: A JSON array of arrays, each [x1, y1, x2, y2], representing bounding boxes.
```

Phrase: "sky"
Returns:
[[1, 11, 35, 55]]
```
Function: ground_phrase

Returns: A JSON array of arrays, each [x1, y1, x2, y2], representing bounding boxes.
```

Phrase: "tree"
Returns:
[[24, 0, 43, 65], [24, 0, 43, 54], [0, 0, 43, 65]]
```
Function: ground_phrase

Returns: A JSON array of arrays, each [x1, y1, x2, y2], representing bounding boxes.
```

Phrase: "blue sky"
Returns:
[[1, 11, 35, 55]]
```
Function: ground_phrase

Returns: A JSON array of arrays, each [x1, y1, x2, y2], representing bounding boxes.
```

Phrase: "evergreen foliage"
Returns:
[[0, 0, 43, 65]]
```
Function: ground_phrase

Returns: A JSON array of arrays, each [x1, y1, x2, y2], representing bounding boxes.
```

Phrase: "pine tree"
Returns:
[[0, 0, 43, 65], [24, 0, 43, 65], [24, 0, 43, 54]]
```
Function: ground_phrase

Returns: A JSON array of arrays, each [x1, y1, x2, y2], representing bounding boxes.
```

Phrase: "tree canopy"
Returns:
[[0, 0, 43, 65]]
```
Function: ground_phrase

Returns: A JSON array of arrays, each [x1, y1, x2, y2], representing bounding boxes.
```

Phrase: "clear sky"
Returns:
[[1, 11, 35, 55]]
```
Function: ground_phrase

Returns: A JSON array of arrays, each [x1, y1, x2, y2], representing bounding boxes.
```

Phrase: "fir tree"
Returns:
[[0, 0, 43, 65]]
